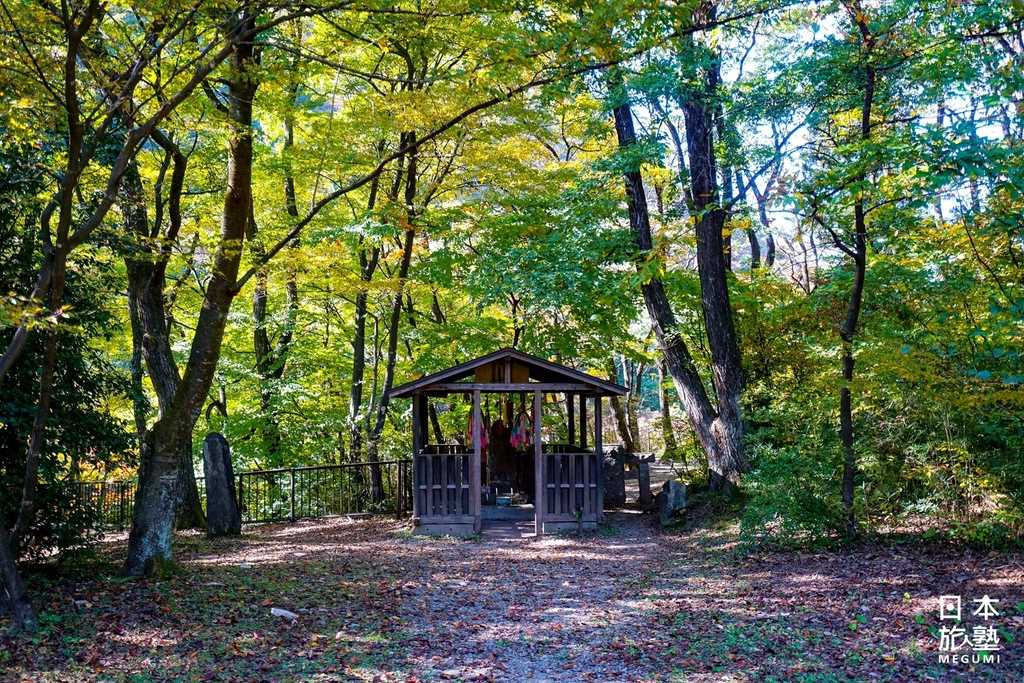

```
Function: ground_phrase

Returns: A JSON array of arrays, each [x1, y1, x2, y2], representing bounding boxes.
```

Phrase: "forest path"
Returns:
[[4, 513, 1023, 681], [391, 511, 668, 681]]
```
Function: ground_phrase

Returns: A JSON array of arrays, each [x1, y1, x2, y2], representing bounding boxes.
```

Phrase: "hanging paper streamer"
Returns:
[[465, 408, 489, 450], [509, 409, 532, 451]]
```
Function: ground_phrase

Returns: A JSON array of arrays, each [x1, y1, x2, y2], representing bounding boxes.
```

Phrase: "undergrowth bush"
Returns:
[[731, 257, 1024, 551], [740, 444, 846, 548]]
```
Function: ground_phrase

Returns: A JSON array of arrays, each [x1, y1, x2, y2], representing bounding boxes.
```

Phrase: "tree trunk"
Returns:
[[607, 358, 635, 452], [129, 328, 149, 446], [734, 169, 759, 271], [12, 249, 65, 547], [658, 357, 679, 458], [125, 21, 257, 575], [610, 76, 734, 489], [611, 52, 747, 491], [652, 97, 693, 206], [838, 4, 876, 541], [752, 191, 774, 270], [0, 527, 36, 632], [625, 360, 643, 449], [252, 263, 285, 460], [126, 419, 183, 575], [427, 293, 446, 444], [120, 141, 205, 531], [175, 453, 206, 531], [251, 83, 301, 465], [366, 135, 418, 503], [714, 100, 734, 271], [348, 157, 396, 466], [250, 211, 296, 465], [746, 227, 762, 271], [429, 404, 444, 444], [680, 43, 748, 490], [348, 277, 370, 464]]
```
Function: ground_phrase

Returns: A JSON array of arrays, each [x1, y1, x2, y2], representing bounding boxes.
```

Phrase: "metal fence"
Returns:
[[75, 479, 136, 530], [237, 460, 410, 523], [75, 459, 412, 530]]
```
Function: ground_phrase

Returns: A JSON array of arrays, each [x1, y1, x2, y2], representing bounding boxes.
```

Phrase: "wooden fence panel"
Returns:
[[415, 445, 473, 523], [542, 448, 599, 523]]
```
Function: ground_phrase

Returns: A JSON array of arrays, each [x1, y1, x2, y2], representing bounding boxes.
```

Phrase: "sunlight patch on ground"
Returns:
[[108, 627, 181, 649], [187, 541, 351, 566]]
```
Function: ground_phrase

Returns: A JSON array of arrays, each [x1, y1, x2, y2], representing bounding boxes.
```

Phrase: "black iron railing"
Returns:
[[237, 460, 411, 523], [75, 459, 411, 530], [75, 479, 136, 530]]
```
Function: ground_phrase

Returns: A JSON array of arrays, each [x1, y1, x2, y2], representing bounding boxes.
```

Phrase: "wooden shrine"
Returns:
[[389, 348, 626, 535]]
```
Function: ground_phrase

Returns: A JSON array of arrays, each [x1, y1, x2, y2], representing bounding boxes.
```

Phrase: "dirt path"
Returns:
[[392, 513, 666, 681], [3, 514, 1022, 681]]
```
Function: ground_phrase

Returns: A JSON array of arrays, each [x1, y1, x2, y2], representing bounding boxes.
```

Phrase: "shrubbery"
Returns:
[[0, 136, 133, 562], [731, 251, 1023, 549]]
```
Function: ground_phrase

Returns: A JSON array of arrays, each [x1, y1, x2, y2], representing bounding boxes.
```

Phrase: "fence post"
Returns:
[[289, 467, 296, 522], [401, 460, 409, 514], [120, 484, 126, 530], [395, 460, 402, 514], [406, 460, 413, 514]]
